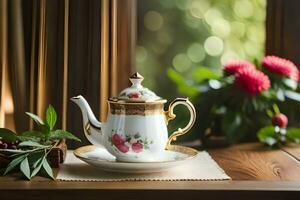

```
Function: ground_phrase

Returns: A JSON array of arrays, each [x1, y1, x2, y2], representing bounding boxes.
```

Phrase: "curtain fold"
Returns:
[[8, 0, 28, 132], [0, 0, 8, 128]]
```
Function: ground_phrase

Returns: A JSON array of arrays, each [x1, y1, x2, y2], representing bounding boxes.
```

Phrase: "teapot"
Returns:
[[71, 73, 196, 162]]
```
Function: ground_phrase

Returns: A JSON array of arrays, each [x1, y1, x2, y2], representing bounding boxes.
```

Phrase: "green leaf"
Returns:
[[191, 67, 220, 82], [31, 155, 45, 178], [28, 150, 45, 166], [0, 148, 28, 154], [49, 130, 81, 142], [257, 126, 276, 143], [266, 109, 274, 118], [20, 157, 31, 180], [0, 128, 19, 142], [18, 141, 50, 148], [283, 78, 298, 90], [46, 105, 57, 131], [19, 131, 45, 142], [167, 68, 199, 98], [167, 68, 185, 85], [36, 124, 50, 135], [272, 104, 280, 114], [42, 158, 54, 180], [276, 89, 285, 101], [32, 152, 45, 169], [26, 112, 44, 125], [284, 90, 300, 102], [4, 153, 28, 175], [287, 128, 300, 141]]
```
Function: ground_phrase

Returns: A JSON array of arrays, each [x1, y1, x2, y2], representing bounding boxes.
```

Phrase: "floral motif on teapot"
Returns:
[[108, 130, 153, 154]]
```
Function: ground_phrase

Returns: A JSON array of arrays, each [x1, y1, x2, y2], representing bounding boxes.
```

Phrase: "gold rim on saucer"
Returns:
[[73, 145, 198, 164]]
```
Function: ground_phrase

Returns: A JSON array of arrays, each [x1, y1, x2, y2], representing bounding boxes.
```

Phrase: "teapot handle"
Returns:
[[164, 98, 196, 149]]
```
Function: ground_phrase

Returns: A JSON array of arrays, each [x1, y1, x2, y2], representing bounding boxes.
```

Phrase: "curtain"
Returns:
[[0, 0, 136, 148]]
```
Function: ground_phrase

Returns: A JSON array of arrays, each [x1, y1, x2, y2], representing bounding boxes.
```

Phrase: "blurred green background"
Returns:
[[136, 0, 266, 142]]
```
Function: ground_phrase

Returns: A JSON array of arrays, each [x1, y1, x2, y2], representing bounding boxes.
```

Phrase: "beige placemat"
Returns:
[[56, 150, 230, 181]]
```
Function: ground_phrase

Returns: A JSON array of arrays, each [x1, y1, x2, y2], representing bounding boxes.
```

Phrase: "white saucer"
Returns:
[[73, 145, 198, 173]]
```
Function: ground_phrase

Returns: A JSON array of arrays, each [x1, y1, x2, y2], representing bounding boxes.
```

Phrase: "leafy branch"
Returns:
[[0, 105, 81, 180]]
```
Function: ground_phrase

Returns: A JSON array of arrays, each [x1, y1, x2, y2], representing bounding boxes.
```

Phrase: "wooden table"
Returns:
[[1, 143, 300, 200]]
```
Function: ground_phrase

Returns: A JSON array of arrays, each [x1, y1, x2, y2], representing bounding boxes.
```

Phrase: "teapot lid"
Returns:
[[114, 72, 162, 102]]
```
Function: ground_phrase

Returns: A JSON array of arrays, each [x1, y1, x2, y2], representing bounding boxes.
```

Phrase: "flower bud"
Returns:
[[272, 113, 288, 128]]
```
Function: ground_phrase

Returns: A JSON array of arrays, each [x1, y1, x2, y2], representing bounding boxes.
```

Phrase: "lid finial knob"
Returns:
[[129, 72, 144, 87]]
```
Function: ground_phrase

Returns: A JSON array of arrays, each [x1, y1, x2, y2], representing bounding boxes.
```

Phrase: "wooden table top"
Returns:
[[1, 143, 300, 200]]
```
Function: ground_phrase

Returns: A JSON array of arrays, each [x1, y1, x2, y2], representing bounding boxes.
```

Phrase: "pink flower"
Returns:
[[112, 134, 125, 145], [132, 142, 143, 153], [235, 68, 270, 96], [223, 60, 256, 75], [262, 55, 299, 81], [128, 92, 141, 99], [116, 144, 129, 153], [272, 113, 288, 128]]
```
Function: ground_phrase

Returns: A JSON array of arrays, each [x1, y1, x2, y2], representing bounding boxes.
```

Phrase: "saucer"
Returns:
[[73, 145, 198, 173]]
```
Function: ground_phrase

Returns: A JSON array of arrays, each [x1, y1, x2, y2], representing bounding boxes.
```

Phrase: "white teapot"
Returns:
[[71, 73, 196, 162]]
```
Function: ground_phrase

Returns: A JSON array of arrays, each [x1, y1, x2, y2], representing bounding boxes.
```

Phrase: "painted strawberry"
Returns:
[[112, 134, 126, 145], [128, 92, 140, 99], [116, 144, 129, 153], [132, 142, 143, 153], [272, 113, 288, 128]]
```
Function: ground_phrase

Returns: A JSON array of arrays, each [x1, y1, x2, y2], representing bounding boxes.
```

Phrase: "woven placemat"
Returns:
[[57, 150, 230, 181]]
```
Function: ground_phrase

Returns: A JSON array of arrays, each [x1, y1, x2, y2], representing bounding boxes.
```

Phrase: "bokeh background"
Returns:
[[136, 0, 266, 141]]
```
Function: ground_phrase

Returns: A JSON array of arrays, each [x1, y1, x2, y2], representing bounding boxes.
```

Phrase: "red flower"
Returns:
[[132, 142, 143, 153], [128, 92, 141, 99], [235, 68, 270, 96], [223, 60, 256, 75], [115, 144, 129, 153], [112, 134, 125, 145], [272, 113, 288, 128], [262, 55, 299, 81]]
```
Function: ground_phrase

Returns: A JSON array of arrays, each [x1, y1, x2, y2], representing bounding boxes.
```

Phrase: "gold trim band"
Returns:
[[109, 102, 165, 115]]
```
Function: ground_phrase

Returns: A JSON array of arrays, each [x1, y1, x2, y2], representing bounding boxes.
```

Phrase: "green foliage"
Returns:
[[167, 68, 199, 98], [189, 57, 300, 144], [286, 128, 300, 144], [272, 104, 280, 114], [257, 126, 276, 146], [0, 128, 19, 142], [25, 112, 44, 125], [42, 157, 54, 179], [191, 67, 221, 83], [284, 90, 300, 102], [1, 104, 81, 180], [18, 141, 50, 148], [46, 105, 57, 130], [19, 131, 45, 142], [49, 130, 81, 142], [4, 153, 28, 175], [30, 152, 45, 178], [257, 126, 300, 146], [20, 157, 30, 179]]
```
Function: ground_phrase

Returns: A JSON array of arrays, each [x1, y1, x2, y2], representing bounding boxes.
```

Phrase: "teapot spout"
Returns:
[[71, 95, 104, 146]]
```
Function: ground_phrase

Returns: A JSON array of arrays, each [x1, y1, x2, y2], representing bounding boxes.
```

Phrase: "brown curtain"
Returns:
[[0, 0, 136, 148]]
